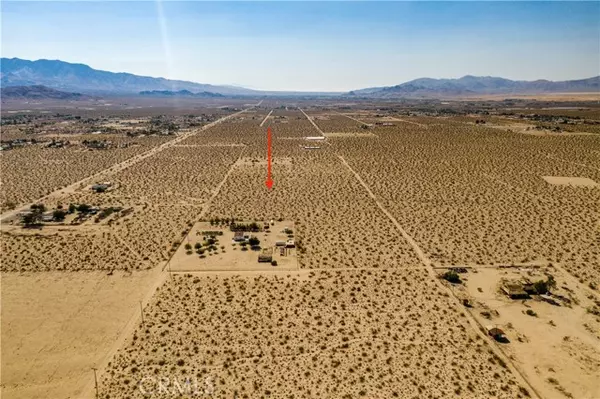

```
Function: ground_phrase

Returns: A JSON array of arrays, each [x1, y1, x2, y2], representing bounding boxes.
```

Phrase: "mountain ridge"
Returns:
[[2, 58, 598, 98], [348, 75, 600, 98], [139, 90, 224, 98], [0, 85, 88, 100], [0, 58, 260, 96]]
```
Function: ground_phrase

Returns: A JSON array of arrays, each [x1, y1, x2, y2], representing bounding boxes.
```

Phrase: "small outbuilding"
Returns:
[[91, 184, 109, 193], [233, 231, 246, 242], [41, 212, 54, 222]]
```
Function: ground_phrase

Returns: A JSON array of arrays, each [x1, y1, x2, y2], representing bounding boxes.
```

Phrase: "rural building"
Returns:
[[450, 267, 468, 273], [520, 278, 537, 294], [82, 140, 111, 150], [501, 281, 529, 299], [233, 231, 245, 242], [41, 212, 54, 222], [275, 241, 286, 247], [91, 184, 109, 193], [285, 239, 295, 248]]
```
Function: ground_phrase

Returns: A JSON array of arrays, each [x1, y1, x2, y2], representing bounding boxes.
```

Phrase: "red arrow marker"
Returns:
[[266, 126, 273, 189]]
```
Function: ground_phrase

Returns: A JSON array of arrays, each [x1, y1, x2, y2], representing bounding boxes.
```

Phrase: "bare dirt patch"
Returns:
[[0, 270, 160, 399], [541, 176, 599, 187]]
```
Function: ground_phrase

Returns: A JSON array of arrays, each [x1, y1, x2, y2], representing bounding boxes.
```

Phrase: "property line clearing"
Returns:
[[388, 116, 428, 127], [260, 109, 274, 127], [335, 111, 372, 127], [336, 154, 542, 399], [299, 107, 325, 136]]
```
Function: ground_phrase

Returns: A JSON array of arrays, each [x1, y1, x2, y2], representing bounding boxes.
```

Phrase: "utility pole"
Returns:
[[92, 367, 99, 399]]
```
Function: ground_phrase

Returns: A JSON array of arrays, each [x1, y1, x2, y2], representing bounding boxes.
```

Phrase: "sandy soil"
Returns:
[[101, 270, 532, 399], [0, 137, 169, 213], [0, 270, 161, 399], [333, 117, 600, 287]]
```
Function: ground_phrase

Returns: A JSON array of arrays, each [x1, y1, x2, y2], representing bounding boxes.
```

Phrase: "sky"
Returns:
[[2, 1, 599, 91]]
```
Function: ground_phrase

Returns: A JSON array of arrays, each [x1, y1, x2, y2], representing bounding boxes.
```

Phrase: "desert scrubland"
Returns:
[[330, 119, 600, 288], [2, 99, 599, 399], [0, 134, 171, 211], [102, 271, 531, 399]]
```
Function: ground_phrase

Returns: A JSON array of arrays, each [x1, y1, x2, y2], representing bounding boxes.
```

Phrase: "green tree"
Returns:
[[53, 209, 67, 221], [30, 203, 46, 213], [534, 275, 556, 295], [248, 236, 260, 247], [77, 204, 91, 213], [22, 212, 40, 227]]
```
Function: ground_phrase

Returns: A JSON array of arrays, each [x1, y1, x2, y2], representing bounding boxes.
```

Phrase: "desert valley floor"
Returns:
[[1, 97, 599, 399]]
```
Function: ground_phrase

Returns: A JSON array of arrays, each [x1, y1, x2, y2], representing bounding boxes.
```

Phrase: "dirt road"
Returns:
[[260, 109, 274, 127], [337, 154, 542, 399], [299, 108, 325, 136]]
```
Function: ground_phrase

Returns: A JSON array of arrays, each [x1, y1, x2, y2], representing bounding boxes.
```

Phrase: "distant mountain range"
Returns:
[[0, 58, 259, 96], [1, 58, 598, 99], [1, 85, 88, 100], [139, 89, 224, 98], [348, 75, 600, 98]]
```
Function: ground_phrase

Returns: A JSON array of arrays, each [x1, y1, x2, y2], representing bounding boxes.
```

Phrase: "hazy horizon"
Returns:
[[2, 1, 599, 91]]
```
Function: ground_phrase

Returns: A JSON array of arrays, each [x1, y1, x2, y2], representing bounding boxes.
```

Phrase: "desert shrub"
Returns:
[[442, 270, 461, 284]]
